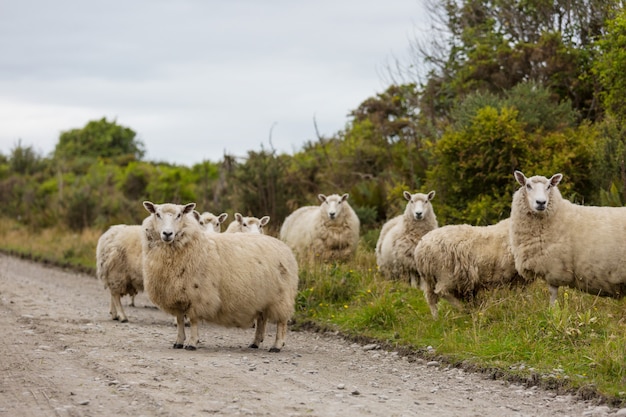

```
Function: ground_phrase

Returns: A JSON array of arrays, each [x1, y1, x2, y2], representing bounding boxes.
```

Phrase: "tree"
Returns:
[[54, 118, 145, 161], [414, 0, 622, 126]]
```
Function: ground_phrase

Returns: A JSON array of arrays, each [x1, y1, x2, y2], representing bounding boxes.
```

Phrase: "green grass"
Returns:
[[1, 217, 625, 406]]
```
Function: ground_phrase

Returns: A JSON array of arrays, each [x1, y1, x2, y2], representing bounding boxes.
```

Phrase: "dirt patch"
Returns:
[[0, 254, 618, 416]]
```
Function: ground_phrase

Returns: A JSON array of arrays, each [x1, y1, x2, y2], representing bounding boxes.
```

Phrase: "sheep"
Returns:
[[96, 224, 144, 323], [198, 211, 229, 233], [509, 170, 626, 305], [279, 193, 360, 263], [141, 201, 299, 352], [375, 191, 437, 288], [225, 213, 270, 234], [96, 210, 205, 322], [414, 218, 529, 318]]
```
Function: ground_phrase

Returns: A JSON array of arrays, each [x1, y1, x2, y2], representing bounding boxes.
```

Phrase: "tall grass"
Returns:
[[1, 217, 625, 405]]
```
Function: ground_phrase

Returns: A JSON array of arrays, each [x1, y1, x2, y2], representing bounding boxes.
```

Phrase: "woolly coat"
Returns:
[[376, 192, 438, 287], [96, 224, 144, 322], [141, 202, 298, 351], [415, 218, 527, 318], [280, 194, 360, 262], [510, 174, 626, 302]]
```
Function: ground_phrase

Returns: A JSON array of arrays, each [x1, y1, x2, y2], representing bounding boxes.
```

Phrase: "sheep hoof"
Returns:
[[113, 317, 119, 321], [249, 343, 259, 349], [173, 343, 184, 349], [269, 347, 281, 353], [120, 318, 128, 323], [184, 345, 197, 351]]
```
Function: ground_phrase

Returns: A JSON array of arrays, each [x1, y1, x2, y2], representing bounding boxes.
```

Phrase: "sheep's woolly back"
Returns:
[[280, 193, 360, 262], [510, 171, 626, 301], [96, 224, 145, 322], [96, 224, 144, 297], [225, 213, 270, 234], [141, 201, 298, 350], [415, 218, 527, 317], [376, 191, 437, 285]]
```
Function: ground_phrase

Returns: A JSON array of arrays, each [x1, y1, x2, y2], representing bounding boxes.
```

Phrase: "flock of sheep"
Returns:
[[96, 171, 626, 352]]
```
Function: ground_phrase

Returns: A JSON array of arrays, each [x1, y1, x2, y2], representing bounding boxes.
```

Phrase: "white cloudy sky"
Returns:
[[0, 0, 431, 165]]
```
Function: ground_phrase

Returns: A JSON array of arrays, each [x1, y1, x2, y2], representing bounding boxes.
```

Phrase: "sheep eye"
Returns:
[[156, 213, 162, 219], [526, 183, 532, 190]]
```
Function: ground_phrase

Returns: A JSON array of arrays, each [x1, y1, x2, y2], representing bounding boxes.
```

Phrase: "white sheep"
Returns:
[[225, 213, 270, 234], [510, 170, 626, 305], [375, 191, 437, 288], [198, 211, 229, 233], [414, 218, 529, 318], [141, 201, 299, 352], [279, 193, 360, 262], [96, 224, 144, 323]]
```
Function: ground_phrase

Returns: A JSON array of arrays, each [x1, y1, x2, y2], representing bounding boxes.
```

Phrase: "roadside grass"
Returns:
[[1, 216, 625, 405]]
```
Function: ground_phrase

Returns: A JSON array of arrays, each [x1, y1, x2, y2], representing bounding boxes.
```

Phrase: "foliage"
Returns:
[[54, 117, 145, 161], [594, 8, 626, 122]]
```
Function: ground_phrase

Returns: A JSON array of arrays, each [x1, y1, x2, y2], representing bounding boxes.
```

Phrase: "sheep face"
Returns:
[[403, 190, 436, 220], [199, 212, 228, 233], [514, 171, 563, 213], [318, 193, 349, 221], [143, 201, 196, 243], [233, 213, 270, 234]]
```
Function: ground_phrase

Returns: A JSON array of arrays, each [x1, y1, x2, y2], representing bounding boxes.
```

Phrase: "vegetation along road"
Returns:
[[0, 253, 623, 417]]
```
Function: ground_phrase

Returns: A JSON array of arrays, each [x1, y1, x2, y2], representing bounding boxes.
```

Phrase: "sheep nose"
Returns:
[[329, 212, 336, 220], [415, 211, 423, 219], [162, 231, 174, 241], [535, 199, 546, 210]]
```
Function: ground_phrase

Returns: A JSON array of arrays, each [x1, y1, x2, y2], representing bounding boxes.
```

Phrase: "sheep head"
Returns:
[[403, 190, 436, 221], [514, 171, 563, 214], [143, 201, 197, 243], [233, 213, 270, 234], [318, 193, 349, 221]]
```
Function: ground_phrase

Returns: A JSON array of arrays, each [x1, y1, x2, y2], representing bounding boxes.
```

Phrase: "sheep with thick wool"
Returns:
[[376, 191, 437, 288], [280, 193, 360, 262], [510, 170, 626, 305], [225, 213, 270, 234], [414, 218, 529, 318], [141, 201, 298, 352], [198, 211, 228, 233], [96, 224, 144, 323], [96, 210, 204, 321]]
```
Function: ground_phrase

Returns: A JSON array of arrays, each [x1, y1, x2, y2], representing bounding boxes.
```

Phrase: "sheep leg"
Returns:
[[110, 293, 128, 323], [420, 281, 439, 319], [250, 312, 265, 349], [270, 320, 287, 353], [409, 272, 419, 289], [440, 294, 467, 313], [185, 317, 199, 351], [549, 285, 559, 306], [173, 314, 185, 349], [129, 295, 136, 307]]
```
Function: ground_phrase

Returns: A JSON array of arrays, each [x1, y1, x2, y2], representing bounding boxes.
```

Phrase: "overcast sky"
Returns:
[[0, 0, 430, 165]]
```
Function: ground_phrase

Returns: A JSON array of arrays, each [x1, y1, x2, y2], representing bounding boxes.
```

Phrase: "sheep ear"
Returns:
[[260, 216, 270, 226], [235, 213, 243, 222], [318, 194, 327, 203], [550, 173, 563, 187], [143, 201, 156, 213], [182, 203, 196, 214], [514, 170, 527, 186], [427, 190, 436, 201], [341, 193, 349, 202], [192, 210, 201, 222], [218, 213, 228, 223], [403, 191, 412, 201]]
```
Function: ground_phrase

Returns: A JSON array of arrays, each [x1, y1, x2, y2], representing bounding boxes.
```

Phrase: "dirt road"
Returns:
[[0, 253, 618, 416]]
